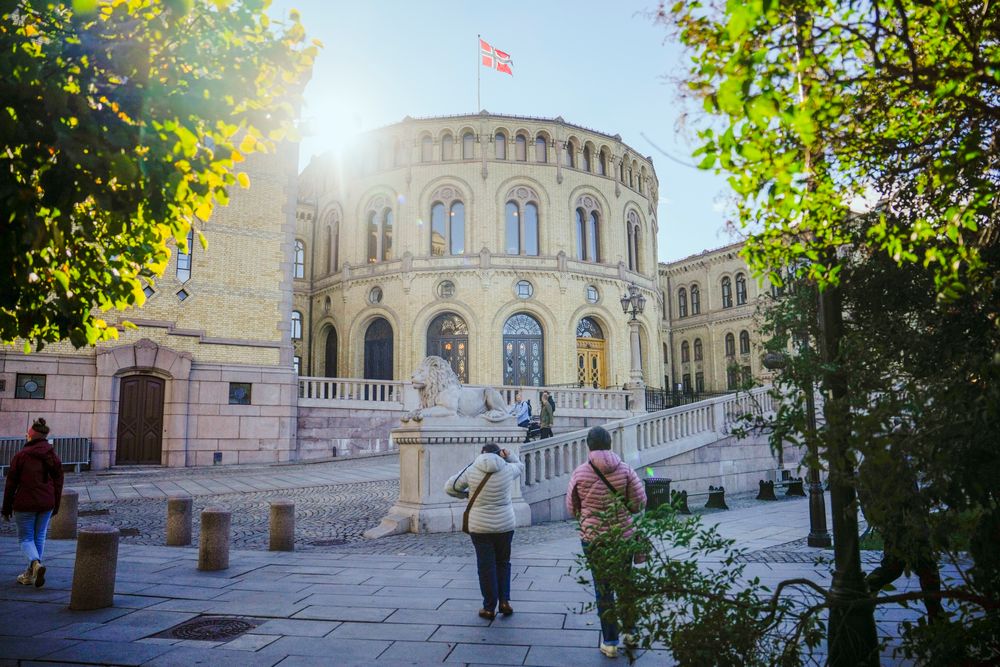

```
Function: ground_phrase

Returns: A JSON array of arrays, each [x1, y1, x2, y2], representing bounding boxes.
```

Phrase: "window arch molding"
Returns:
[[493, 128, 510, 160], [582, 141, 597, 173], [563, 136, 580, 168], [503, 185, 541, 256], [569, 189, 607, 263], [319, 206, 342, 275], [721, 275, 734, 308], [419, 132, 435, 163], [427, 184, 468, 257], [458, 127, 477, 159], [347, 309, 401, 378], [597, 146, 611, 176], [357, 191, 397, 264], [293, 238, 306, 279], [512, 129, 530, 161], [689, 283, 701, 315], [438, 130, 455, 161], [625, 207, 643, 273], [534, 131, 551, 163]]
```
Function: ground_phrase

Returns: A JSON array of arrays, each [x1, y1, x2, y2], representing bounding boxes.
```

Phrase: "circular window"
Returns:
[[585, 285, 599, 303], [437, 280, 455, 299], [23, 380, 38, 393], [368, 286, 383, 304], [515, 280, 533, 299]]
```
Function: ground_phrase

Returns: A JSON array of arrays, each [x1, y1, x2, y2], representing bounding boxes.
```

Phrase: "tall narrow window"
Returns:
[[626, 210, 641, 272], [421, 136, 433, 162], [575, 208, 586, 260], [462, 132, 474, 159], [515, 134, 527, 161], [619, 159, 626, 183], [582, 146, 592, 172], [736, 273, 748, 305], [739, 330, 751, 355], [597, 150, 607, 176], [449, 202, 464, 255], [690, 284, 701, 314], [431, 202, 447, 257], [535, 136, 547, 162], [681, 341, 690, 363], [177, 229, 194, 283], [587, 211, 600, 262], [693, 338, 703, 361], [291, 311, 302, 340], [524, 202, 538, 255], [441, 134, 453, 160], [293, 238, 305, 278], [725, 333, 736, 357], [721, 277, 733, 308], [382, 208, 393, 261], [495, 132, 506, 159], [504, 191, 540, 256], [505, 202, 519, 255], [563, 142, 575, 168], [678, 288, 688, 318], [367, 212, 378, 264]]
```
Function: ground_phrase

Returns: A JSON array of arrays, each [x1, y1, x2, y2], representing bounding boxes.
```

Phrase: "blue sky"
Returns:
[[268, 0, 736, 262]]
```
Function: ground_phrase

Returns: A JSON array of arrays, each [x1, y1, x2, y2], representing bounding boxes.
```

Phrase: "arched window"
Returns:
[[177, 229, 194, 283], [736, 273, 748, 305], [597, 149, 608, 176], [293, 239, 305, 278], [462, 131, 475, 159], [582, 146, 592, 172], [365, 196, 394, 263], [323, 325, 338, 377], [587, 211, 600, 262], [495, 132, 506, 159], [690, 284, 701, 314], [721, 276, 733, 308], [563, 141, 575, 168], [441, 133, 453, 160], [575, 208, 586, 261], [421, 135, 433, 162], [322, 223, 332, 275], [693, 338, 703, 361], [427, 312, 469, 382], [503, 313, 544, 386], [626, 210, 641, 272], [681, 340, 690, 363], [429, 186, 466, 256], [619, 158, 626, 183], [535, 136, 547, 162], [515, 134, 527, 161], [504, 186, 540, 256], [725, 333, 736, 357], [677, 288, 688, 318], [363, 318, 393, 381], [291, 311, 302, 340], [739, 330, 751, 355]]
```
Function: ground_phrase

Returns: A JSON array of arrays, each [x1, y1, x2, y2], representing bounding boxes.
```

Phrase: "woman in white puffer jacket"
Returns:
[[445, 443, 525, 620]]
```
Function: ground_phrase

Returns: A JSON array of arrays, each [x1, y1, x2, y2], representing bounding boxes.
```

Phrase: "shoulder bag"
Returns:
[[588, 461, 649, 564], [462, 471, 494, 534]]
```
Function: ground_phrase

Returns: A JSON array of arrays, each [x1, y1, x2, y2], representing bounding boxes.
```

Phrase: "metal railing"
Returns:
[[0, 437, 91, 475], [644, 387, 735, 412]]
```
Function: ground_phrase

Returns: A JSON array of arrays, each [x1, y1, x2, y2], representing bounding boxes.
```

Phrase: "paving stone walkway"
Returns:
[[0, 457, 951, 666]]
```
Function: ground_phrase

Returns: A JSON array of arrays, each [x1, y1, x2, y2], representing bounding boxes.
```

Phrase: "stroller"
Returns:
[[524, 414, 542, 442]]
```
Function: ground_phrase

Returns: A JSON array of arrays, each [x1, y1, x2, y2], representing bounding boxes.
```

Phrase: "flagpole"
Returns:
[[476, 34, 481, 111]]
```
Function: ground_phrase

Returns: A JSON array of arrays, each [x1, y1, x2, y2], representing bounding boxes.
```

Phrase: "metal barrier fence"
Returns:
[[0, 437, 91, 475], [644, 387, 734, 412]]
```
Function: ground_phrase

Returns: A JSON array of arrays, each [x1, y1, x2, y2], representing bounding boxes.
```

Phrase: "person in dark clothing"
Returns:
[[539, 391, 554, 439], [2, 418, 63, 587]]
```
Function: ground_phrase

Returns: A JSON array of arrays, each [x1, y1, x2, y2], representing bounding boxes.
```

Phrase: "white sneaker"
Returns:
[[599, 642, 618, 658], [16, 567, 34, 586]]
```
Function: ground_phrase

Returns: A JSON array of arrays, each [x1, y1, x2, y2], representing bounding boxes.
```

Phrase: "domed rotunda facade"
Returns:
[[292, 112, 662, 389]]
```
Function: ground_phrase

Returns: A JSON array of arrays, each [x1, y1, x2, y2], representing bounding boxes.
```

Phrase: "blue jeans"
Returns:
[[582, 540, 633, 645], [15, 511, 52, 565], [470, 531, 513, 611]]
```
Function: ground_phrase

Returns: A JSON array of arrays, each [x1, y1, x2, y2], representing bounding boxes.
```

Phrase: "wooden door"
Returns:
[[576, 339, 606, 388], [116, 375, 164, 465]]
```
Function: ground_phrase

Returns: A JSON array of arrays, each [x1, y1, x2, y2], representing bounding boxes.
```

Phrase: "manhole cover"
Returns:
[[79, 509, 109, 517], [311, 538, 346, 546], [157, 616, 262, 641]]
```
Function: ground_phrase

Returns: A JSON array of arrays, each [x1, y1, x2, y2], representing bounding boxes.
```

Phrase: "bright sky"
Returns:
[[268, 0, 736, 262]]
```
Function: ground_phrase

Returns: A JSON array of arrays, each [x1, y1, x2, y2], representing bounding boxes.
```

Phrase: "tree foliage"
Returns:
[[1, 0, 317, 350]]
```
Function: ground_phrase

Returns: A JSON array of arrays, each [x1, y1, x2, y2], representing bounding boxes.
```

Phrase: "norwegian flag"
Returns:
[[480, 38, 513, 75]]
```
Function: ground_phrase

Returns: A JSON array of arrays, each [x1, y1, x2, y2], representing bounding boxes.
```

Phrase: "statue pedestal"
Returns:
[[364, 420, 531, 537]]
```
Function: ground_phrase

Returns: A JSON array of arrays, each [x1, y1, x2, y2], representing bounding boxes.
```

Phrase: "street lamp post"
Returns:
[[620, 283, 646, 410], [762, 351, 831, 548]]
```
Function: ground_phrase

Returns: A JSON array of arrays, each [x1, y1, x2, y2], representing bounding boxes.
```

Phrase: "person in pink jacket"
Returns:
[[566, 425, 646, 658]]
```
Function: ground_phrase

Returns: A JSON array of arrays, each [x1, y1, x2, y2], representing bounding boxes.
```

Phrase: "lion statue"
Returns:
[[402, 356, 510, 422]]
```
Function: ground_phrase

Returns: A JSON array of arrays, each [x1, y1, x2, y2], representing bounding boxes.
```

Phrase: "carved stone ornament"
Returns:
[[401, 356, 511, 423]]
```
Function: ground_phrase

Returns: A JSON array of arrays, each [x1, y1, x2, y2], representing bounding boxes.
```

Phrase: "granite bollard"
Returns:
[[197, 506, 231, 571], [49, 488, 78, 540], [70, 524, 119, 610], [269, 500, 295, 551], [166, 495, 193, 546]]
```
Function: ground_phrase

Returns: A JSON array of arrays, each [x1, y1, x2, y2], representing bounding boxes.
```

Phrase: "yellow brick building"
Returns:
[[292, 113, 662, 390]]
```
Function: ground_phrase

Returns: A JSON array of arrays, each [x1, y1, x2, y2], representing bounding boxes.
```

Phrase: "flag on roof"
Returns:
[[480, 38, 513, 76]]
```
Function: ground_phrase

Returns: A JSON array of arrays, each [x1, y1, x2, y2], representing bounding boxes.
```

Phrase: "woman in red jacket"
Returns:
[[1, 418, 63, 587]]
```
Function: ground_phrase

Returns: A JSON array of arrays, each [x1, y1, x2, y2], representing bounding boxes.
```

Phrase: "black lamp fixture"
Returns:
[[620, 283, 646, 321]]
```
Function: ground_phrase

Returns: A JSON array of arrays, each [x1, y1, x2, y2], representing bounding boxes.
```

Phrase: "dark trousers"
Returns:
[[470, 531, 513, 611], [582, 541, 634, 644], [540, 427, 553, 439], [866, 535, 944, 620]]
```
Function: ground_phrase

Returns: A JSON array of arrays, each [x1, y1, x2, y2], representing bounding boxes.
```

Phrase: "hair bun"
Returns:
[[31, 418, 50, 435]]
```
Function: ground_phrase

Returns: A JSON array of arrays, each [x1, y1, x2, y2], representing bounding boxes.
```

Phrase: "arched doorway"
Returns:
[[426, 312, 469, 382], [503, 313, 544, 386], [323, 325, 338, 377], [116, 375, 165, 465], [576, 316, 606, 388], [363, 318, 393, 380]]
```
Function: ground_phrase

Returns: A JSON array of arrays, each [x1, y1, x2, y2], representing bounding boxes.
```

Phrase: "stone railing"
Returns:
[[518, 386, 777, 520], [297, 377, 631, 418]]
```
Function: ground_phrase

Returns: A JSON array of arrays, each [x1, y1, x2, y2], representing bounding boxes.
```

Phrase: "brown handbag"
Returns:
[[462, 471, 494, 534]]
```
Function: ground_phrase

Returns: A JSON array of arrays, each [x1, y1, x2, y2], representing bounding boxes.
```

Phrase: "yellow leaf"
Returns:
[[195, 200, 213, 220], [237, 172, 250, 188], [239, 134, 256, 153]]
